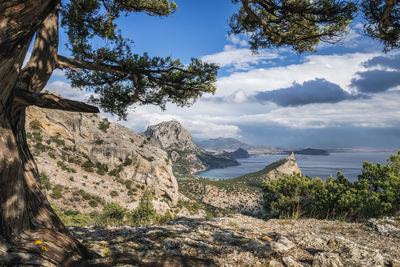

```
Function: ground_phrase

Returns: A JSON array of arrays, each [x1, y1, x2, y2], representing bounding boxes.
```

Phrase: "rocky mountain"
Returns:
[[196, 137, 255, 151], [222, 148, 250, 159], [179, 153, 302, 216], [196, 137, 281, 154], [144, 121, 239, 173], [25, 106, 180, 214]]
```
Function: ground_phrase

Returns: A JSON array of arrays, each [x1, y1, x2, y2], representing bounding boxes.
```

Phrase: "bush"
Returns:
[[29, 119, 41, 130], [130, 190, 156, 226], [263, 151, 400, 220], [39, 172, 51, 190], [98, 203, 127, 225], [89, 199, 98, 207], [82, 160, 95, 172], [50, 185, 63, 199], [98, 118, 110, 132], [110, 191, 118, 197]]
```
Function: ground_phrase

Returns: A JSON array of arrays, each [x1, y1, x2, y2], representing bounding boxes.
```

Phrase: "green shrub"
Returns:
[[82, 160, 95, 172], [79, 189, 92, 200], [96, 162, 108, 176], [50, 134, 65, 146], [89, 199, 98, 207], [39, 172, 51, 190], [110, 191, 118, 197], [50, 185, 63, 199], [48, 152, 56, 159], [98, 118, 110, 132], [263, 151, 400, 220], [131, 190, 156, 226], [29, 119, 41, 130], [98, 203, 127, 225], [94, 138, 104, 145]]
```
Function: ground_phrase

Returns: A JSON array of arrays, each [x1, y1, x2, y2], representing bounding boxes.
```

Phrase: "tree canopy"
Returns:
[[59, 0, 218, 119], [231, 0, 400, 53]]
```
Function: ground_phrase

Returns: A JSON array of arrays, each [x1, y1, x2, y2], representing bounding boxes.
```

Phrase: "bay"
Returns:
[[197, 151, 398, 181]]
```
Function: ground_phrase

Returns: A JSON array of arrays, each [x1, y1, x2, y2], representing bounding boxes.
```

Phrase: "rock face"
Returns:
[[144, 120, 239, 173], [67, 214, 400, 267], [26, 107, 179, 211]]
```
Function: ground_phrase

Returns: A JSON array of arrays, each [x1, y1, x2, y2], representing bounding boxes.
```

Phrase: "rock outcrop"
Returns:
[[66, 214, 400, 267], [144, 120, 239, 173], [26, 107, 179, 212]]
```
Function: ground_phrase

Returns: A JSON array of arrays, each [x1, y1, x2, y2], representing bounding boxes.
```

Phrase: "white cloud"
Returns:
[[44, 80, 92, 100], [201, 35, 281, 70], [214, 52, 379, 97]]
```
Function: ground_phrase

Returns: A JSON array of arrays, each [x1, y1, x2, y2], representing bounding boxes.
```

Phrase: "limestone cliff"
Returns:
[[26, 107, 179, 213], [144, 120, 239, 173]]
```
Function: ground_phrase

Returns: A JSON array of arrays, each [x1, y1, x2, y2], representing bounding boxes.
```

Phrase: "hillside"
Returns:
[[144, 121, 239, 174], [179, 153, 301, 216], [25, 107, 200, 217]]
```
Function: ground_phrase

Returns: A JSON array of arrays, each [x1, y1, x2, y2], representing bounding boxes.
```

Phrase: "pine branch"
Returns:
[[14, 88, 99, 113]]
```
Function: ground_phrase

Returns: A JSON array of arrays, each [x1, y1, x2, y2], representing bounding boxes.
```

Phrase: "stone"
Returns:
[[312, 252, 343, 267]]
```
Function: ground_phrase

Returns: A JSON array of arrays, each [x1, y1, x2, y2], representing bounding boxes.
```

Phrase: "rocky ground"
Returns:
[[69, 215, 400, 267]]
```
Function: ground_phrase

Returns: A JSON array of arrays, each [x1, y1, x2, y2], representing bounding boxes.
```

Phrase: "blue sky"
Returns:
[[47, 0, 400, 149]]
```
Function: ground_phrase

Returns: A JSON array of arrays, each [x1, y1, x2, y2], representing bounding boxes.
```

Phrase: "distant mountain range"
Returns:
[[196, 137, 276, 153], [195, 137, 331, 155]]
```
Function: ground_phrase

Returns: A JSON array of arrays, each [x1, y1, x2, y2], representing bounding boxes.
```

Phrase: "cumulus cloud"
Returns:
[[201, 35, 281, 70], [44, 80, 92, 100], [214, 52, 378, 97], [362, 53, 400, 70], [351, 70, 400, 93], [350, 53, 400, 93], [251, 78, 365, 107]]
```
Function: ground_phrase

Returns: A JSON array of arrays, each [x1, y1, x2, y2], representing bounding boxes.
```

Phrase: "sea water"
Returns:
[[197, 151, 398, 181]]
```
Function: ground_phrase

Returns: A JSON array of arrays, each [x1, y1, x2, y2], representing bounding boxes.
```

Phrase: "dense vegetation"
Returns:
[[263, 151, 400, 220], [54, 190, 176, 227]]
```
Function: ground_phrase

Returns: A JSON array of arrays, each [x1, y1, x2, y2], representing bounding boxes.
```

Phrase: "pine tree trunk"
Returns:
[[0, 103, 93, 266], [0, 1, 94, 265]]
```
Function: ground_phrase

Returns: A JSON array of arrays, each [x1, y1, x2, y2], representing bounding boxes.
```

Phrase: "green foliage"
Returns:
[[177, 200, 200, 215], [98, 118, 110, 132], [82, 160, 95, 172], [50, 185, 63, 199], [98, 203, 127, 225], [360, 1, 400, 51], [230, 0, 356, 53], [96, 162, 109, 175], [50, 134, 65, 146], [110, 191, 118, 198], [39, 172, 51, 190], [231, 1, 400, 53], [130, 190, 156, 226], [29, 119, 42, 130], [89, 199, 98, 207], [94, 138, 104, 145], [60, 0, 217, 120], [48, 152, 56, 159], [263, 151, 400, 220], [52, 205, 92, 227]]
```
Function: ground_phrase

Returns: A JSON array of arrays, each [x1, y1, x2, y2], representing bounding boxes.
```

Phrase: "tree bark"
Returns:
[[0, 1, 96, 265]]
